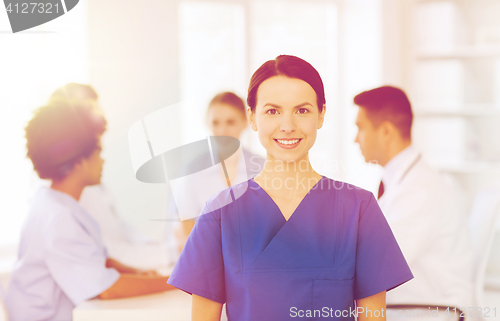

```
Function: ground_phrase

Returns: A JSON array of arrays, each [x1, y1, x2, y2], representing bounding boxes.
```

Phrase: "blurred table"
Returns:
[[73, 289, 191, 321]]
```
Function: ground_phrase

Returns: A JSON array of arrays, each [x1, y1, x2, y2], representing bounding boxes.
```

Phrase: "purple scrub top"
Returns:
[[168, 176, 413, 320]]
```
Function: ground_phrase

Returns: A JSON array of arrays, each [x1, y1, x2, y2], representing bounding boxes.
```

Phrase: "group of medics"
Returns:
[[2, 54, 473, 321]]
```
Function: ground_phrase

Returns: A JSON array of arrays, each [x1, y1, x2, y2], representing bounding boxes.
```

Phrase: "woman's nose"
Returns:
[[216, 126, 228, 136], [280, 114, 296, 133]]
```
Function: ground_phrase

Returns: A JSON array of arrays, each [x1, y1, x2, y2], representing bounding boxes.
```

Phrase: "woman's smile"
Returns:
[[274, 138, 302, 149]]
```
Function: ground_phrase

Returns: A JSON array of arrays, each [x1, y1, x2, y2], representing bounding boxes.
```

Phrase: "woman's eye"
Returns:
[[298, 108, 309, 114], [266, 109, 278, 115]]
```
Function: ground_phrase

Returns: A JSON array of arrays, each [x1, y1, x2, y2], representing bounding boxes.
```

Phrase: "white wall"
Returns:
[[337, 0, 384, 193], [87, 0, 181, 239], [0, 2, 90, 247]]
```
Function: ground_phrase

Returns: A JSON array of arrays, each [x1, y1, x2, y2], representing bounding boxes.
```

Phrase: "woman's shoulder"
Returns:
[[22, 188, 81, 238], [313, 177, 379, 225], [29, 187, 72, 218], [201, 179, 252, 217]]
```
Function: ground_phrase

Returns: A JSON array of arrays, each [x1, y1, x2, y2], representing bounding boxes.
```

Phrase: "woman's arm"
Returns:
[[192, 294, 223, 321], [106, 258, 159, 276], [174, 220, 196, 254], [356, 290, 386, 321], [106, 258, 139, 274], [97, 274, 175, 299]]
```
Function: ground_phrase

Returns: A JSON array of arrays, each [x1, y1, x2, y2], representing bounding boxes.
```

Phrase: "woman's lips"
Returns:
[[274, 138, 302, 149]]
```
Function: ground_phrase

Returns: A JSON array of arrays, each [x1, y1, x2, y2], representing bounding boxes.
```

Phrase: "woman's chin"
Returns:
[[267, 152, 309, 164]]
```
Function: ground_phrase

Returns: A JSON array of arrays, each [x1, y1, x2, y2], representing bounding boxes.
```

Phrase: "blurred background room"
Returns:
[[1, 0, 500, 317]]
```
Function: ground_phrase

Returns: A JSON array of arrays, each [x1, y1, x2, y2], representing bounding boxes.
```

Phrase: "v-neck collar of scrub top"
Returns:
[[242, 175, 336, 270], [250, 175, 326, 222], [381, 145, 421, 195]]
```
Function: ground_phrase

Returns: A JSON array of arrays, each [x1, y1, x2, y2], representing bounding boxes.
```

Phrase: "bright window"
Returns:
[[0, 3, 90, 247], [179, 0, 339, 177]]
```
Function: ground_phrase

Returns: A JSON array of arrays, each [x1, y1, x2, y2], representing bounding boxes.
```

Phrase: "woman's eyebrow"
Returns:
[[263, 103, 282, 109], [293, 102, 313, 108], [263, 102, 313, 109]]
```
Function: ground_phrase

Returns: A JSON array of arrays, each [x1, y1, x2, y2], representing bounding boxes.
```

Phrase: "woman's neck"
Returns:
[[50, 178, 85, 201], [254, 154, 322, 193]]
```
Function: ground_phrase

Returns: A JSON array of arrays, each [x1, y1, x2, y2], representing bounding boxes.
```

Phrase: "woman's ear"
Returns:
[[247, 107, 258, 131], [317, 104, 326, 129], [62, 157, 85, 180], [73, 157, 87, 173]]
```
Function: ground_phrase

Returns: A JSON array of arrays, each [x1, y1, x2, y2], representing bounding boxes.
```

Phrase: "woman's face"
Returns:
[[207, 103, 248, 139], [79, 136, 104, 186], [248, 76, 325, 164]]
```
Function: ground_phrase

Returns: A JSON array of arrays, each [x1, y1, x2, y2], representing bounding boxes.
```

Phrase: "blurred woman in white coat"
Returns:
[[49, 83, 171, 270]]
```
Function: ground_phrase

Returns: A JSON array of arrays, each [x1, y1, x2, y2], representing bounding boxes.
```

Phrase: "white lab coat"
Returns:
[[379, 145, 474, 308], [79, 184, 172, 269], [4, 187, 120, 321]]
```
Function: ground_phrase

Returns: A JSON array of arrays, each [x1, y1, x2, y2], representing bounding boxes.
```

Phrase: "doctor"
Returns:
[[168, 55, 414, 321], [4, 99, 174, 321], [353, 86, 474, 309]]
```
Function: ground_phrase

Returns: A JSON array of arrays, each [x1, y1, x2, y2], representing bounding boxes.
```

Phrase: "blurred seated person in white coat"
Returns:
[[50, 83, 172, 269], [353, 86, 473, 309], [4, 100, 174, 321]]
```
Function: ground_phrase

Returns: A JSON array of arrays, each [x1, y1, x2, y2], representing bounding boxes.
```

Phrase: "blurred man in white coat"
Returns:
[[353, 86, 473, 312]]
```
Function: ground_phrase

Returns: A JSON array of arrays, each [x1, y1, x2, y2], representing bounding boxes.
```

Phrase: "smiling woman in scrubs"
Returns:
[[167, 55, 414, 321]]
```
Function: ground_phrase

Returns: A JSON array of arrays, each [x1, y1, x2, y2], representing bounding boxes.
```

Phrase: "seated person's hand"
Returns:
[[136, 269, 160, 277]]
